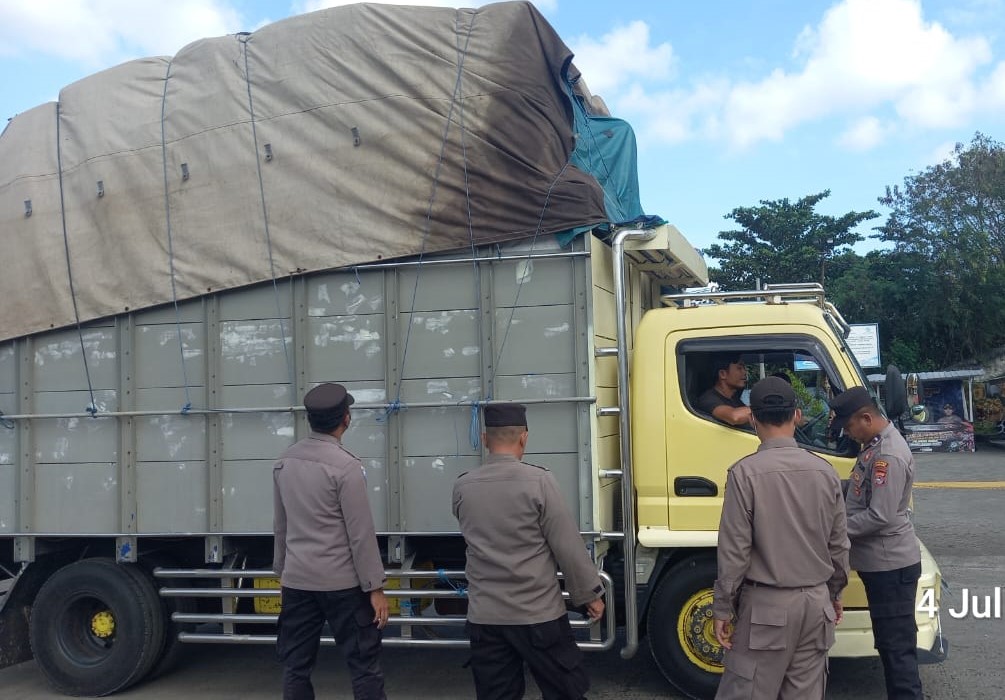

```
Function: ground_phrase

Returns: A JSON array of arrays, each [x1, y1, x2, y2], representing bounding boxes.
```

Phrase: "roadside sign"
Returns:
[[848, 323, 881, 368]]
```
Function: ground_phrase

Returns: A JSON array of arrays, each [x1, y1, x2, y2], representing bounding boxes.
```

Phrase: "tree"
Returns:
[[875, 132, 1005, 364], [704, 191, 878, 290]]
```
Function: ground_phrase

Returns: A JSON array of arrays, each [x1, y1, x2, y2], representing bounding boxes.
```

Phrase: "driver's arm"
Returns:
[[712, 404, 751, 426]]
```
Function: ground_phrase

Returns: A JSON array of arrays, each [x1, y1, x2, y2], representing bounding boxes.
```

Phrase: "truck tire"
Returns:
[[135, 555, 195, 680], [29, 559, 165, 696], [647, 554, 723, 700]]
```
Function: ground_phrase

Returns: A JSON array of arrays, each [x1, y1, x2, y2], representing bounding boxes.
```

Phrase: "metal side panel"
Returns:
[[307, 315, 385, 382], [400, 455, 480, 531], [0, 342, 14, 393], [219, 320, 293, 387], [136, 460, 209, 532], [34, 462, 119, 533], [0, 369, 14, 530], [32, 325, 118, 392], [306, 271, 385, 317], [493, 305, 577, 377], [398, 266, 478, 312], [0, 464, 13, 532], [134, 321, 207, 389], [397, 310, 481, 380], [492, 257, 575, 308], [135, 388, 208, 462], [221, 459, 274, 532]]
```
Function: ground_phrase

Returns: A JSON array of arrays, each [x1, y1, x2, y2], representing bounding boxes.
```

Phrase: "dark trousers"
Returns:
[[466, 616, 589, 700], [859, 561, 923, 700], [277, 586, 386, 700]]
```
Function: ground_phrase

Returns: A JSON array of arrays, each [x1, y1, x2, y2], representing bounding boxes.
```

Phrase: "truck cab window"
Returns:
[[680, 343, 849, 453]]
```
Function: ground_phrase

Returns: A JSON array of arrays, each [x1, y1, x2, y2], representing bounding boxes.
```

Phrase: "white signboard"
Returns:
[[847, 323, 881, 368]]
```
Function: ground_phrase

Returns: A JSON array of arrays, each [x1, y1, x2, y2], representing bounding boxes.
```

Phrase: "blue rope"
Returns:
[[376, 399, 406, 424], [437, 568, 467, 597], [468, 398, 491, 449], [54, 101, 99, 419], [241, 34, 295, 392]]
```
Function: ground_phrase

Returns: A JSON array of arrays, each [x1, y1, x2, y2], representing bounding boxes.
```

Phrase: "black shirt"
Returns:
[[696, 388, 745, 417]]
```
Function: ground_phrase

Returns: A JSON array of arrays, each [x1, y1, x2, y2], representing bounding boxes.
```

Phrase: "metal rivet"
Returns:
[[264, 143, 273, 161], [351, 126, 361, 147], [24, 199, 32, 217], [97, 180, 104, 198], [181, 163, 190, 181]]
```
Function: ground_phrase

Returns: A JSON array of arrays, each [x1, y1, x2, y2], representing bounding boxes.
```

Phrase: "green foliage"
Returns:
[[873, 132, 1005, 365], [705, 133, 1005, 370], [704, 191, 878, 290]]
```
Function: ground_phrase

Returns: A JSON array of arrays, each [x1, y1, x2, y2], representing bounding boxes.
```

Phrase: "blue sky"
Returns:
[[3, 0, 1005, 253]]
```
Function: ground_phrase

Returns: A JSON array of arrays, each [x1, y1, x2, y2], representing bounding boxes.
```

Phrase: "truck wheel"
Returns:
[[647, 554, 723, 700], [29, 559, 165, 696], [136, 555, 196, 679]]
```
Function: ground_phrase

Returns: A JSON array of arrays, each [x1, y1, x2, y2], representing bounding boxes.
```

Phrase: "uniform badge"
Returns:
[[873, 460, 888, 486]]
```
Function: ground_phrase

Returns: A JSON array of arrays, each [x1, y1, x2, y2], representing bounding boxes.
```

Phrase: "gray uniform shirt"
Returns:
[[452, 453, 604, 625], [713, 437, 850, 620], [273, 432, 386, 592], [845, 422, 921, 572]]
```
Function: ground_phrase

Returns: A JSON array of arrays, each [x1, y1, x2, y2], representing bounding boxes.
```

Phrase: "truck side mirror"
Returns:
[[885, 364, 908, 428]]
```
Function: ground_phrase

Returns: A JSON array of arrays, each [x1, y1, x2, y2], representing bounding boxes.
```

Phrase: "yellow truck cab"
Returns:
[[626, 284, 947, 697]]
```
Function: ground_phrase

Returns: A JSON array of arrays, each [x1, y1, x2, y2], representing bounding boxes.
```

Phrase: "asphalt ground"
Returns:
[[2, 446, 1003, 699]]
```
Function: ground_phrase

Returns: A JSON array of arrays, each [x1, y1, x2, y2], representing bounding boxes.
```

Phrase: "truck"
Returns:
[[0, 2, 946, 698]]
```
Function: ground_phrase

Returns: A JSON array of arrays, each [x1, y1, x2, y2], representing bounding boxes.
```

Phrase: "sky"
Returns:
[[3, 0, 1005, 254]]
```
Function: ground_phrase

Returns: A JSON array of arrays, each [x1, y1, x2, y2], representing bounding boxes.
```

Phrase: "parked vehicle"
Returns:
[[0, 3, 945, 698]]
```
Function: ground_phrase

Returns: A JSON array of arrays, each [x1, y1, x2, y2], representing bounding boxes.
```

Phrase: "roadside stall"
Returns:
[[868, 369, 982, 452]]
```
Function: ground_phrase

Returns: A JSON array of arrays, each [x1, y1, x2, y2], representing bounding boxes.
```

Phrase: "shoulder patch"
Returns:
[[873, 460, 888, 486]]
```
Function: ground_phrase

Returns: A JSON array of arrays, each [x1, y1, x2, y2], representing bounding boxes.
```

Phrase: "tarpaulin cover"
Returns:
[[0, 1, 638, 342]]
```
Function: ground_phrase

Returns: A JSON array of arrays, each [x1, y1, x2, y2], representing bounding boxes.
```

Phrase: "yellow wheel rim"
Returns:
[[676, 588, 724, 674], [90, 610, 116, 639]]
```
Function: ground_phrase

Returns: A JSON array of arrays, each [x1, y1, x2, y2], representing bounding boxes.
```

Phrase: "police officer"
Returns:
[[452, 403, 605, 700], [831, 387, 923, 700], [713, 377, 849, 699], [273, 383, 388, 700]]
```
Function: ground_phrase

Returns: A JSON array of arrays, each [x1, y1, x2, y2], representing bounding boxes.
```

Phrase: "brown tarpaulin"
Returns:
[[0, 1, 608, 342]]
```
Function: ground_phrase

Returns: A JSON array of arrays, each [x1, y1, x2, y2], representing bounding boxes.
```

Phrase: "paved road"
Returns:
[[3, 447, 1003, 698]]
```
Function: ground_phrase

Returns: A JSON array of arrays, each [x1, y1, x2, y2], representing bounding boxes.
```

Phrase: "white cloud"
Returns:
[[839, 116, 886, 151], [720, 0, 992, 148], [575, 0, 1003, 153], [0, 1, 243, 65], [568, 22, 674, 98], [297, 0, 558, 13], [927, 140, 960, 165]]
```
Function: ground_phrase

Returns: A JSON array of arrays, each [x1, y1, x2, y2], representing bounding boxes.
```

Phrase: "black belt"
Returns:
[[744, 579, 820, 590]]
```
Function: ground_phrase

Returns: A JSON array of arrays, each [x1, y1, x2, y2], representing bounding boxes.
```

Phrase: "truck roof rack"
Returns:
[[660, 283, 852, 337]]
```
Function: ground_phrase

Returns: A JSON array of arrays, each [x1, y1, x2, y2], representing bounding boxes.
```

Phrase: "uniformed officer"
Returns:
[[713, 377, 850, 700], [831, 387, 923, 700], [452, 403, 605, 700], [273, 383, 389, 700]]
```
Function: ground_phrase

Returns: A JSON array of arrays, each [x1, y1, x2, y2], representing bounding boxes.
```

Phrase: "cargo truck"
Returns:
[[0, 2, 945, 698]]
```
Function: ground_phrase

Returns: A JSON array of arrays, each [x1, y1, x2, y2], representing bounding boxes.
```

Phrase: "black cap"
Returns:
[[749, 376, 797, 412], [484, 403, 528, 428], [304, 383, 355, 412], [830, 387, 874, 432]]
